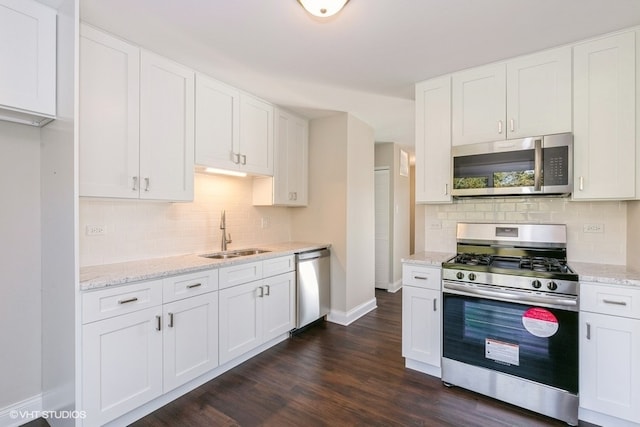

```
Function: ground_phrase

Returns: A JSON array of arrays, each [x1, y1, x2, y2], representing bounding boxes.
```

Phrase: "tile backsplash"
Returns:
[[422, 196, 627, 264], [80, 173, 292, 267]]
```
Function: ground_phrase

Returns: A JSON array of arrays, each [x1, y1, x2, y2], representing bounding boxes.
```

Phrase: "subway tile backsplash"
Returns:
[[79, 173, 292, 267], [423, 197, 627, 265]]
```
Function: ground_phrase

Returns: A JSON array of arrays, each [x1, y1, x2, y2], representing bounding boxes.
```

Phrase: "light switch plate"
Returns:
[[86, 225, 106, 236], [583, 223, 604, 233]]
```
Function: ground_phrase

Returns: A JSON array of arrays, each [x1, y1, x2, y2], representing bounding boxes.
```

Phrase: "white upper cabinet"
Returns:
[[80, 26, 195, 201], [452, 46, 571, 145], [573, 31, 637, 200], [139, 51, 195, 201], [0, 0, 56, 125], [452, 63, 506, 145], [195, 74, 240, 170], [415, 76, 452, 203], [79, 24, 140, 198], [506, 47, 572, 138], [253, 108, 309, 206], [239, 94, 274, 175]]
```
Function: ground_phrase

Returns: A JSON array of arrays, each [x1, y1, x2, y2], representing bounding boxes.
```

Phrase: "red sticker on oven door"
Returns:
[[522, 307, 558, 337]]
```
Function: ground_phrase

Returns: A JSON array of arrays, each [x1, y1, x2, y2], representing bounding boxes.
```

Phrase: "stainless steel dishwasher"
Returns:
[[296, 248, 331, 329]]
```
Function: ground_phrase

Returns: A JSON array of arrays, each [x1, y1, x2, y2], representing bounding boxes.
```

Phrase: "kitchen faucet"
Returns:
[[220, 210, 232, 251]]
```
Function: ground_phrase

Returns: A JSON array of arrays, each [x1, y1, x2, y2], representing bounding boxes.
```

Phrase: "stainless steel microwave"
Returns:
[[451, 133, 573, 197]]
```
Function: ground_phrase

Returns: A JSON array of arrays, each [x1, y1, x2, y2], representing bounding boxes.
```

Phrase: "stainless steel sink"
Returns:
[[200, 248, 270, 260]]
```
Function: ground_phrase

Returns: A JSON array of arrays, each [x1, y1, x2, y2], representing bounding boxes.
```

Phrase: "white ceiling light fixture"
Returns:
[[297, 0, 350, 18]]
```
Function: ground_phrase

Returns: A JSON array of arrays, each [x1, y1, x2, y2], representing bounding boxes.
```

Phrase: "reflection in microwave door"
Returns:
[[493, 170, 535, 188], [453, 176, 488, 189]]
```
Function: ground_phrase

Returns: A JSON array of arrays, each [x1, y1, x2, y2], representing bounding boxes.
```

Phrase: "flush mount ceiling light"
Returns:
[[297, 0, 350, 18]]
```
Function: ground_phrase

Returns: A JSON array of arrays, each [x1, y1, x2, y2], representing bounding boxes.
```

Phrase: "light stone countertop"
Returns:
[[571, 261, 640, 288], [401, 251, 455, 267], [80, 241, 330, 291]]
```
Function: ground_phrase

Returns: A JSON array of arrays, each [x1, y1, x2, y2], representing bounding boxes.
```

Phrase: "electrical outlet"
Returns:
[[429, 220, 442, 230], [86, 225, 106, 236], [261, 217, 270, 229], [583, 223, 604, 233]]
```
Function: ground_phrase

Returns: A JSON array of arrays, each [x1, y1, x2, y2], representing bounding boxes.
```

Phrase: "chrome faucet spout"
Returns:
[[220, 210, 232, 251]]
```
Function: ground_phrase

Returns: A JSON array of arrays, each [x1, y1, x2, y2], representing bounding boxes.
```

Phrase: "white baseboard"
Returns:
[[0, 394, 43, 427], [405, 358, 441, 378], [327, 297, 377, 326], [387, 280, 402, 293]]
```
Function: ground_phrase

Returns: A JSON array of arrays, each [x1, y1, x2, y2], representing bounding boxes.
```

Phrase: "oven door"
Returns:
[[442, 281, 578, 393]]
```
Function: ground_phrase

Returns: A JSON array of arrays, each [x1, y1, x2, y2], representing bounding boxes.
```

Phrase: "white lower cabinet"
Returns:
[[219, 270, 295, 364], [579, 282, 640, 426], [401, 263, 442, 377]]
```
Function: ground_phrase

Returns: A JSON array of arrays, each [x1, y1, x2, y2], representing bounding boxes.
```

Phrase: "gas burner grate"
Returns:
[[454, 253, 493, 266], [519, 256, 568, 273]]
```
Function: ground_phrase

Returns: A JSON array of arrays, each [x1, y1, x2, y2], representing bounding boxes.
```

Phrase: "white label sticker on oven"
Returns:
[[522, 307, 559, 338], [485, 338, 520, 366]]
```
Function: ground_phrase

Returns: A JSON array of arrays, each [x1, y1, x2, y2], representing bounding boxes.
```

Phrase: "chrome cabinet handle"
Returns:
[[586, 322, 591, 340], [233, 152, 240, 164], [509, 118, 515, 132], [241, 154, 247, 165], [445, 183, 449, 196], [533, 139, 542, 191], [186, 283, 202, 289], [603, 299, 627, 306], [132, 176, 138, 191], [497, 120, 503, 134], [168, 312, 174, 328], [118, 297, 138, 305], [433, 298, 437, 312], [579, 176, 584, 191], [264, 285, 270, 296], [414, 276, 428, 280], [257, 286, 264, 298], [156, 315, 162, 331], [144, 177, 150, 192]]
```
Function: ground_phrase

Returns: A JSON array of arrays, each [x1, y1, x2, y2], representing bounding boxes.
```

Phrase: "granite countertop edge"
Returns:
[[401, 251, 455, 267], [80, 242, 330, 291]]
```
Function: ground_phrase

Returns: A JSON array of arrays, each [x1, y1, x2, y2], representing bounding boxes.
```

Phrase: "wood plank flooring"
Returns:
[[132, 289, 579, 427]]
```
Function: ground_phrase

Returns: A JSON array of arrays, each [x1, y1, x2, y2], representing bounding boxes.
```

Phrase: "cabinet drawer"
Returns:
[[263, 255, 295, 278], [219, 261, 263, 290], [162, 269, 218, 303], [402, 264, 441, 290], [581, 282, 640, 319], [82, 280, 163, 324]]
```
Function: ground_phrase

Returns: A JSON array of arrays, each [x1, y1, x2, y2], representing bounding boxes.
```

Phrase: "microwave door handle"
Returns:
[[534, 138, 542, 191]]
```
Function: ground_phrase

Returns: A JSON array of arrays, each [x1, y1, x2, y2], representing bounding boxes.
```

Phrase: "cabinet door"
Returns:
[[0, 0, 56, 116], [452, 63, 506, 145], [573, 32, 636, 200], [163, 292, 219, 392], [195, 74, 240, 170], [580, 312, 640, 423], [402, 286, 441, 367], [506, 46, 572, 138], [218, 281, 262, 364], [140, 51, 195, 201], [262, 271, 296, 341], [273, 108, 309, 205], [82, 307, 163, 426], [79, 25, 141, 198], [239, 94, 274, 175], [415, 76, 452, 203]]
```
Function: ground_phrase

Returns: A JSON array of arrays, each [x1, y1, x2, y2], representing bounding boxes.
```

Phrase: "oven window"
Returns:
[[443, 293, 578, 393]]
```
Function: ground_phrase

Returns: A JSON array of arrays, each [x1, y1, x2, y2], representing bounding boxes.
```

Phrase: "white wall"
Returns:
[[291, 113, 376, 318], [79, 173, 292, 266], [0, 122, 42, 409], [420, 197, 627, 264]]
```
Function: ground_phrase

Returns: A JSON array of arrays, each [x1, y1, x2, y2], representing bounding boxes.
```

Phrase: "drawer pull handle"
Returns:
[[586, 322, 591, 340], [603, 299, 627, 306], [168, 312, 174, 328], [118, 297, 138, 305], [156, 315, 162, 331], [433, 298, 437, 312], [414, 276, 428, 280], [187, 283, 202, 289]]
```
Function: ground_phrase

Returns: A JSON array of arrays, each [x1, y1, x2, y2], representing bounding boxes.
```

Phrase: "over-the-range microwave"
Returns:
[[451, 133, 573, 197]]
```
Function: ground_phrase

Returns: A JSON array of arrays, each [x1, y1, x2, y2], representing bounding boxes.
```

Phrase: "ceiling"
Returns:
[[80, 0, 640, 149]]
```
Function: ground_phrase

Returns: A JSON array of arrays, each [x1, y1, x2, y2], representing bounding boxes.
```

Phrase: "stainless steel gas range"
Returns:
[[441, 223, 579, 426]]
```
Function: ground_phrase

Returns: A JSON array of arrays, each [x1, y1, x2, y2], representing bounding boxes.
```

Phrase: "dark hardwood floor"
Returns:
[[131, 289, 584, 427]]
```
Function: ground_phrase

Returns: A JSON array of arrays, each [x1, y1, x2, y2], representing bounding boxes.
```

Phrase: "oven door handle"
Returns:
[[443, 282, 578, 309]]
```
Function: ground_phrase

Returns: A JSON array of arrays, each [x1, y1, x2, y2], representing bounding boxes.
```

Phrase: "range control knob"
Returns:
[[456, 272, 464, 280], [532, 280, 542, 289], [468, 273, 476, 281], [547, 281, 558, 291]]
